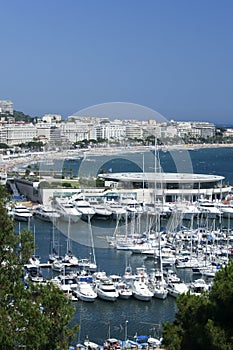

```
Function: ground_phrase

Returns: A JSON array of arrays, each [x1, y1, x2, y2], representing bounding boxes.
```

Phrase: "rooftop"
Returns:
[[98, 172, 224, 184]]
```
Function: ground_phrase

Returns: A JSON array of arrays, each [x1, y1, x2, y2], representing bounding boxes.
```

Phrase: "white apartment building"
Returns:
[[1, 123, 37, 146], [0, 100, 13, 115], [142, 125, 162, 139], [0, 112, 218, 147], [125, 124, 143, 139], [160, 125, 178, 139], [36, 123, 51, 142], [191, 122, 215, 138], [95, 122, 126, 141], [223, 128, 233, 137], [60, 122, 90, 142], [42, 114, 62, 123], [67, 115, 109, 124], [0, 125, 7, 144], [176, 121, 215, 139]]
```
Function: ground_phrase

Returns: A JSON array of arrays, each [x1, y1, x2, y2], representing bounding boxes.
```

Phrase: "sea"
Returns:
[[15, 146, 233, 346]]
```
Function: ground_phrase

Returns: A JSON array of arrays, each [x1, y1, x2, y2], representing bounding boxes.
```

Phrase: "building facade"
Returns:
[[0, 100, 13, 115]]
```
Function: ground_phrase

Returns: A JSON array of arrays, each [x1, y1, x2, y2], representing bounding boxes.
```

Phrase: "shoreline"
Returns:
[[1, 143, 233, 172]]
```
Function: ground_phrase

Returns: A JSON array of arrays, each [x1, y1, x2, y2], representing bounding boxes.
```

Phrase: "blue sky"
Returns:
[[1, 0, 233, 123]]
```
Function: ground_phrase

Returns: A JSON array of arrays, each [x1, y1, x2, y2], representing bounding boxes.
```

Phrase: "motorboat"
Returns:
[[148, 269, 168, 300], [51, 258, 65, 272], [95, 278, 119, 301], [53, 273, 78, 292], [11, 204, 33, 221], [53, 197, 82, 223], [188, 278, 210, 295], [109, 274, 132, 299], [88, 200, 112, 220], [51, 274, 78, 301], [62, 252, 79, 266], [73, 281, 97, 302], [197, 200, 221, 219], [171, 203, 200, 220], [27, 255, 41, 267], [105, 201, 127, 220], [71, 198, 96, 221], [77, 258, 97, 272], [117, 282, 133, 299], [120, 196, 143, 218], [131, 280, 153, 301], [201, 264, 221, 278], [167, 280, 189, 298], [218, 202, 233, 218], [24, 266, 45, 284], [33, 204, 60, 222], [163, 269, 181, 284]]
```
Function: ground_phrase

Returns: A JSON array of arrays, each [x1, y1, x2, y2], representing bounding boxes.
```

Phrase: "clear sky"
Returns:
[[1, 0, 233, 123]]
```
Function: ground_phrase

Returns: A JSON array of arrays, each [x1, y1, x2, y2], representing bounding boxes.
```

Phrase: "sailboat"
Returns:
[[27, 225, 41, 267], [62, 216, 79, 266], [148, 230, 168, 299], [148, 136, 168, 299], [77, 217, 97, 273]]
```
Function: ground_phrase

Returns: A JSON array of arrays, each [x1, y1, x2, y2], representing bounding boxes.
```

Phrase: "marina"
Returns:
[[9, 146, 233, 347]]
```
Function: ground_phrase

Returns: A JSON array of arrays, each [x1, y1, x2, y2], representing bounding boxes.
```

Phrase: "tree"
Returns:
[[13, 110, 34, 122], [0, 142, 9, 149], [0, 184, 77, 349], [162, 261, 233, 350]]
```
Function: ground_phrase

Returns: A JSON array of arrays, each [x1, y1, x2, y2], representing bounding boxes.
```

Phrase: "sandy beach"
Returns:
[[1, 143, 233, 173]]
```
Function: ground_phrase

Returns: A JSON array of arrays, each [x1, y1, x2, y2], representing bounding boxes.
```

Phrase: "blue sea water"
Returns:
[[22, 147, 233, 345], [59, 146, 233, 184]]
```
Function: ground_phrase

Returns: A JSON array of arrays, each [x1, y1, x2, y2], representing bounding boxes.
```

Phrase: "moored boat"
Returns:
[[73, 281, 97, 302], [11, 204, 33, 221], [95, 278, 119, 301], [33, 204, 60, 222]]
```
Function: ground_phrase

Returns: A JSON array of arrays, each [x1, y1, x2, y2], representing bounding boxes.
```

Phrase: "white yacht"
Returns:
[[188, 278, 210, 295], [218, 202, 233, 218], [117, 281, 133, 299], [88, 200, 112, 220], [105, 201, 127, 220], [33, 204, 60, 222], [51, 258, 65, 272], [131, 280, 154, 301], [25, 266, 45, 284], [148, 269, 168, 300], [197, 200, 221, 219], [52, 274, 78, 292], [72, 198, 96, 221], [172, 203, 200, 220], [73, 281, 97, 302], [166, 279, 189, 298], [95, 278, 119, 301], [120, 196, 143, 217], [77, 258, 97, 272], [11, 204, 33, 221], [53, 197, 82, 223]]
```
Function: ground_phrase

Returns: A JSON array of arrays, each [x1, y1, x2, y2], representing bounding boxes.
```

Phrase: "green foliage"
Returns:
[[17, 140, 44, 151], [13, 110, 34, 122], [0, 192, 77, 349], [62, 182, 72, 188], [162, 262, 233, 350], [162, 322, 183, 350], [0, 184, 11, 203], [209, 261, 233, 340], [0, 142, 9, 148], [96, 177, 105, 187]]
